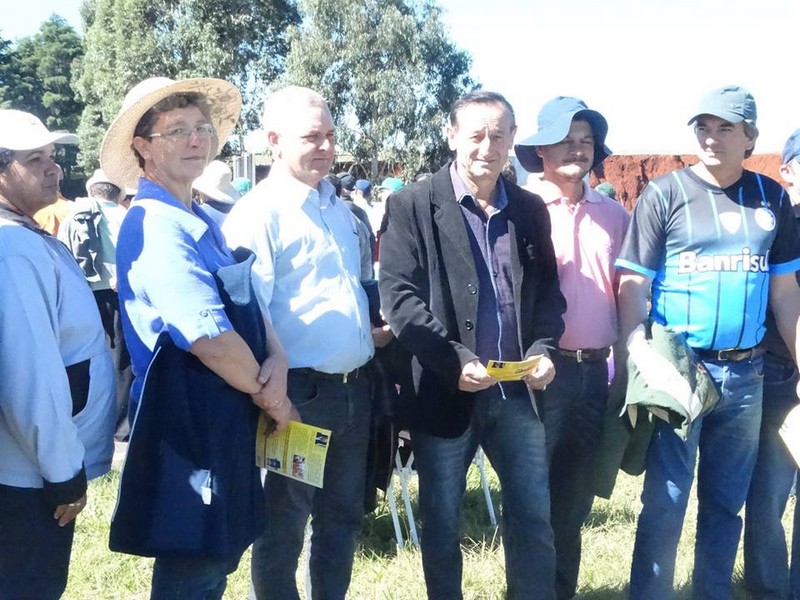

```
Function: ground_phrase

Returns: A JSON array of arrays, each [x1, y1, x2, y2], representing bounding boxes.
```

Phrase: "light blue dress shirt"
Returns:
[[116, 178, 236, 403], [223, 164, 374, 374], [0, 215, 115, 489]]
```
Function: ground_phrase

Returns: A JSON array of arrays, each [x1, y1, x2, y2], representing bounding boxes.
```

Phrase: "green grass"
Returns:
[[64, 463, 795, 599]]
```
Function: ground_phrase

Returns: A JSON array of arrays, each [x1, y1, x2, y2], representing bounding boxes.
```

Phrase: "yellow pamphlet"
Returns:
[[486, 355, 543, 381], [255, 416, 332, 488]]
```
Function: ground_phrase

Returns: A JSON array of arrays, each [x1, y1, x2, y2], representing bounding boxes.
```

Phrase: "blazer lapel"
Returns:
[[430, 166, 478, 275]]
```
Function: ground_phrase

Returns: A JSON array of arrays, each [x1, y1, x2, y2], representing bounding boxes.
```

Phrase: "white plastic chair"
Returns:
[[387, 433, 497, 550]]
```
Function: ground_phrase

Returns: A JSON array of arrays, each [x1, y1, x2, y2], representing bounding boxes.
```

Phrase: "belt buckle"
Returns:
[[342, 371, 349, 384], [576, 349, 583, 363]]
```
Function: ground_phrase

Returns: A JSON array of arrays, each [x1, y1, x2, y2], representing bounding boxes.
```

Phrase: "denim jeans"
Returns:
[[250, 370, 371, 600], [629, 355, 763, 600], [150, 555, 241, 599], [540, 352, 608, 600], [744, 352, 800, 600], [413, 383, 555, 600], [0, 484, 75, 599]]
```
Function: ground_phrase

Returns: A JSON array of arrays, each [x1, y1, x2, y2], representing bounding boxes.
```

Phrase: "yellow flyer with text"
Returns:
[[486, 355, 543, 381], [255, 416, 332, 488]]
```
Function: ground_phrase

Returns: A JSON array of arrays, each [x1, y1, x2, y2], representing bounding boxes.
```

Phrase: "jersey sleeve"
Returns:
[[615, 181, 669, 278]]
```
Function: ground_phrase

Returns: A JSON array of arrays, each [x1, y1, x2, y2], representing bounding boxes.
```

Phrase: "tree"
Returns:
[[74, 0, 300, 171], [0, 17, 85, 181], [280, 0, 474, 179], [0, 35, 17, 108]]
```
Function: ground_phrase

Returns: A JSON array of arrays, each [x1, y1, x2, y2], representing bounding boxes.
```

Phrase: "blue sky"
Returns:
[[5, 0, 799, 154]]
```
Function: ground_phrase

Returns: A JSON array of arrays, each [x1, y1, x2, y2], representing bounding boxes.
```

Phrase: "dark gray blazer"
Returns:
[[378, 163, 566, 438]]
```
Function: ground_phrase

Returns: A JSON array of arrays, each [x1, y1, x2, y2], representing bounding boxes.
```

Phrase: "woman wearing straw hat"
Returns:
[[100, 76, 297, 598]]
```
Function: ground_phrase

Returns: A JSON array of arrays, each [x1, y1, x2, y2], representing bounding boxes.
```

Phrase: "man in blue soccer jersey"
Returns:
[[616, 86, 800, 600]]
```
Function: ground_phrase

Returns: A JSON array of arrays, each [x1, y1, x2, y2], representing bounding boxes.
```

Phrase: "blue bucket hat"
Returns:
[[782, 128, 800, 165], [687, 85, 757, 126], [514, 96, 611, 173]]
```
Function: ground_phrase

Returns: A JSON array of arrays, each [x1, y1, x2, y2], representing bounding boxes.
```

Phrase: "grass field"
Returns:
[[63, 461, 794, 599]]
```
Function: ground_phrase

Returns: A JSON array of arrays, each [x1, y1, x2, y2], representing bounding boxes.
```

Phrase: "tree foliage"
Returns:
[[281, 0, 474, 179], [0, 16, 85, 179], [74, 0, 300, 170]]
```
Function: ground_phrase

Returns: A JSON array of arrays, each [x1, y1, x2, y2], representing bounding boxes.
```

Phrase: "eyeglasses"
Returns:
[[147, 124, 216, 141]]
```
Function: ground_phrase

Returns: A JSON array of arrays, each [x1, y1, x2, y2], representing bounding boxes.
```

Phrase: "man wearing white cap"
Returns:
[[0, 109, 116, 598], [617, 86, 800, 599], [193, 159, 241, 225], [59, 168, 132, 441]]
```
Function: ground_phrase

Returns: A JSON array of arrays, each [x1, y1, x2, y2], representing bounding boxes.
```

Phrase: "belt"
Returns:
[[694, 346, 765, 362], [290, 367, 362, 384], [557, 347, 610, 363]]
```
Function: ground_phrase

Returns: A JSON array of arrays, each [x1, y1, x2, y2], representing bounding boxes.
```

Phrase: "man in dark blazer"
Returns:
[[379, 91, 566, 600]]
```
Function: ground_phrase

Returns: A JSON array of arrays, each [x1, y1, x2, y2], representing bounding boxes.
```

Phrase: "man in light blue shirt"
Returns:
[[224, 86, 377, 600]]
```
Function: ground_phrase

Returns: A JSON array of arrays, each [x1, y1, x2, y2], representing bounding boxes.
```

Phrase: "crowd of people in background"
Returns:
[[1, 76, 799, 600]]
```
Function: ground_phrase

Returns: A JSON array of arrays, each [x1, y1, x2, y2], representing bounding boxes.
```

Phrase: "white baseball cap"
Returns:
[[0, 109, 78, 151]]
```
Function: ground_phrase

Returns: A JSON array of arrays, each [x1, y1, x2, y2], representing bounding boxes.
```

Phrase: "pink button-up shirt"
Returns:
[[527, 179, 630, 350]]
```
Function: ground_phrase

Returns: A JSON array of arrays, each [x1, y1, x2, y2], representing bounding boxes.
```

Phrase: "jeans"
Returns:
[[251, 369, 371, 600], [0, 484, 75, 600], [150, 555, 241, 600], [541, 352, 609, 599], [413, 383, 555, 600], [744, 352, 800, 600], [629, 355, 763, 600]]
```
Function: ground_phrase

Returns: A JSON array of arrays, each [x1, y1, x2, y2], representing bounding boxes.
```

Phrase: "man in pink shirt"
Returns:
[[515, 96, 630, 600]]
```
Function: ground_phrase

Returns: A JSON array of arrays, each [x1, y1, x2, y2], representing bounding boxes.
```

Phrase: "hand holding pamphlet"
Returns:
[[255, 415, 332, 488], [486, 355, 543, 381]]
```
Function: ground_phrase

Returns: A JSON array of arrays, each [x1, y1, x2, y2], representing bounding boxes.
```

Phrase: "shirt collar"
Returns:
[[134, 177, 209, 242], [265, 163, 339, 210], [449, 161, 508, 211], [526, 176, 598, 205], [0, 201, 48, 234]]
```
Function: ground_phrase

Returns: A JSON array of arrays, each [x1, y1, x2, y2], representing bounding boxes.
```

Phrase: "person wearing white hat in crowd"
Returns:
[[59, 168, 133, 442], [193, 159, 241, 225], [100, 76, 296, 598], [0, 109, 116, 598]]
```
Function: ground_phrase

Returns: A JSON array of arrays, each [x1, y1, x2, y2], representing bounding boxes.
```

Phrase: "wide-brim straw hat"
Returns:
[[100, 77, 242, 189]]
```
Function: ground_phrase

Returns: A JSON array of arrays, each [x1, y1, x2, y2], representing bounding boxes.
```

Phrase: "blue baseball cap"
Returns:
[[782, 128, 800, 165], [378, 177, 404, 192], [514, 96, 611, 173], [687, 85, 757, 126], [355, 179, 372, 196]]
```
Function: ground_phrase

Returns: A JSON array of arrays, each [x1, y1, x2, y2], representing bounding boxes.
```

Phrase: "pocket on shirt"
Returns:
[[65, 359, 91, 416]]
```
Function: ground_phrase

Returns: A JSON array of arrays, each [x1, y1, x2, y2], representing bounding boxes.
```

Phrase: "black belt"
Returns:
[[695, 346, 765, 362], [290, 367, 362, 383], [557, 347, 610, 363]]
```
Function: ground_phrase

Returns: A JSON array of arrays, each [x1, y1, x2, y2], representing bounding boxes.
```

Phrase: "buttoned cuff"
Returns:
[[42, 466, 87, 508]]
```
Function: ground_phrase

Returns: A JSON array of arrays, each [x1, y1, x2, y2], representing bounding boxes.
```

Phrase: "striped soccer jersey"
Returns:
[[617, 167, 800, 350]]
